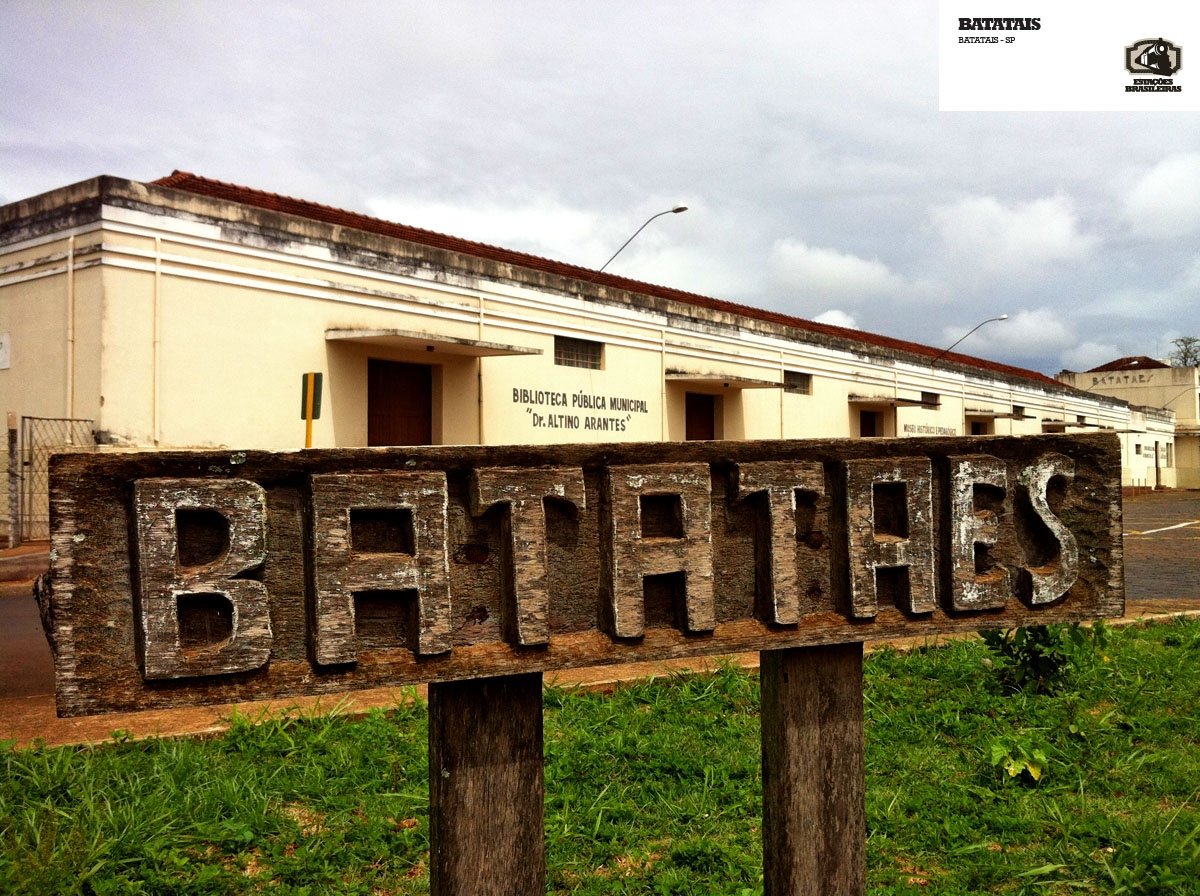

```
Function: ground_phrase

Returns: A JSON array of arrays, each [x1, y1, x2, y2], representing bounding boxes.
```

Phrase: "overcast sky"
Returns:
[[3, 1, 1197, 374]]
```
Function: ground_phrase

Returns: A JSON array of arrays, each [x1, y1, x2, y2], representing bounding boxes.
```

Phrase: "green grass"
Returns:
[[3, 618, 1200, 894]]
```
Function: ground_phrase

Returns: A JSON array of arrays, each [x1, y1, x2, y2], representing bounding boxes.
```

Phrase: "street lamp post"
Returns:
[[931, 314, 1008, 366], [594, 206, 688, 276]]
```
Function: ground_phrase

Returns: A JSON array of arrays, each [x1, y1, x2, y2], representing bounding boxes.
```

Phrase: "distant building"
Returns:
[[1, 172, 1148, 539], [1059, 356, 1191, 488]]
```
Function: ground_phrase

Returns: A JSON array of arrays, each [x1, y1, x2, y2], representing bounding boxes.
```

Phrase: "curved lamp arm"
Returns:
[[595, 206, 688, 275]]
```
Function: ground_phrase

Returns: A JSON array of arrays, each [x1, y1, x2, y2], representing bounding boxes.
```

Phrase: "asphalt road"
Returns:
[[1, 490, 1196, 702], [1122, 491, 1200, 602], [0, 579, 55, 698]]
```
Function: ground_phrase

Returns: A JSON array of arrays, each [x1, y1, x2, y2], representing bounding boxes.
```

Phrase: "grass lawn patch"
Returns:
[[3, 619, 1200, 893]]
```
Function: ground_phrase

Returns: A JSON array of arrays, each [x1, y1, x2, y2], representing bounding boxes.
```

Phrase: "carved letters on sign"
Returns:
[[134, 453, 1084, 669], [947, 455, 1010, 611], [602, 464, 714, 638], [309, 472, 453, 664], [734, 461, 828, 626], [470, 466, 586, 646], [1017, 454, 1080, 605], [133, 479, 272, 679], [47, 436, 1122, 715], [843, 458, 937, 619]]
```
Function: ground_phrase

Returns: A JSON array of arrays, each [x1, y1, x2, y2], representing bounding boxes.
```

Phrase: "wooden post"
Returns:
[[761, 643, 865, 896], [428, 672, 545, 896], [42, 436, 1123, 891]]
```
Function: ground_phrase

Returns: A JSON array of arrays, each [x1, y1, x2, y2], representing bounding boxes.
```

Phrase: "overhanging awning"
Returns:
[[326, 328, 541, 357], [965, 408, 1032, 420], [666, 372, 782, 390], [847, 393, 928, 407]]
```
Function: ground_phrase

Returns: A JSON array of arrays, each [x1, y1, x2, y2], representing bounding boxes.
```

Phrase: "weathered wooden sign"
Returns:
[[44, 434, 1122, 717], [44, 433, 1122, 895]]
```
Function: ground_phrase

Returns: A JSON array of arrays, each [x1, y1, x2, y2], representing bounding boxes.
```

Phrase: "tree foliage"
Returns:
[[1169, 336, 1200, 367]]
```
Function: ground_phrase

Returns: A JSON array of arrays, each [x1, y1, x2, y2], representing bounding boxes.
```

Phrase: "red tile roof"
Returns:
[[1087, 356, 1169, 372], [151, 170, 1066, 390]]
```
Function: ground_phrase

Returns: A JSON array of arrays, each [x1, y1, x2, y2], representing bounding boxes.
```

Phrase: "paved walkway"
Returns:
[[2, 490, 1197, 748]]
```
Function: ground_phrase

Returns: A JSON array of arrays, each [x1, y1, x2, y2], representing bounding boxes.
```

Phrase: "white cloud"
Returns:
[[946, 308, 1074, 362], [1123, 153, 1200, 239], [1, 3, 1197, 376], [930, 195, 1097, 274], [813, 309, 859, 329], [617, 244, 758, 303], [768, 239, 904, 303], [366, 194, 601, 264], [1180, 257, 1200, 291], [366, 194, 764, 302], [1084, 255, 1200, 320], [1061, 341, 1122, 373]]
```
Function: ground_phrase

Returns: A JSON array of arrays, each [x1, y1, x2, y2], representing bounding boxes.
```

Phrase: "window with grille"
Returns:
[[920, 391, 939, 408], [783, 370, 812, 394], [554, 336, 603, 369]]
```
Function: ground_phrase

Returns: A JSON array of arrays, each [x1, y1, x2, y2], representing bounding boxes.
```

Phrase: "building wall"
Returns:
[[1119, 409, 1178, 489], [0, 231, 109, 539], [63, 205, 1126, 453], [1175, 434, 1200, 489], [1073, 366, 1200, 424], [0, 235, 98, 422], [1058, 369, 1187, 489], [0, 177, 1150, 536]]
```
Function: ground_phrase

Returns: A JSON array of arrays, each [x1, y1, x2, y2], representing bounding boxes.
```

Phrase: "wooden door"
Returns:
[[685, 392, 716, 441], [368, 359, 433, 446]]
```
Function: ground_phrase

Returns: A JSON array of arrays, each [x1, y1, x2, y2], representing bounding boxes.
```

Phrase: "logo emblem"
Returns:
[[1126, 38, 1182, 76]]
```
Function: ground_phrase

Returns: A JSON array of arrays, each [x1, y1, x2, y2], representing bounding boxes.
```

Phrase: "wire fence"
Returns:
[[15, 416, 95, 542]]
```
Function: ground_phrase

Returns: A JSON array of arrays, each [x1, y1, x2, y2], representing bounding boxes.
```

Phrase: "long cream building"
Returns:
[[0, 172, 1162, 538]]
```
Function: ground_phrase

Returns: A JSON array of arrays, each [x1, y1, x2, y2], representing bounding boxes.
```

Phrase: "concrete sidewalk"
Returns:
[[4, 601, 1198, 750]]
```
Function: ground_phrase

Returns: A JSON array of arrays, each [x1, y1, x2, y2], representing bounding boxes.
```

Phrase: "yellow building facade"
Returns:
[[1, 173, 1155, 538], [1058, 359, 1190, 488]]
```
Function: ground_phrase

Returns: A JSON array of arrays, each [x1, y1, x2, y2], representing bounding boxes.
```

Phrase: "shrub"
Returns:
[[979, 622, 1108, 695]]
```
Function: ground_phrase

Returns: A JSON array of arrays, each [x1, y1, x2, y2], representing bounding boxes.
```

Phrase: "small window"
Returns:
[[1135, 444, 1142, 456], [783, 370, 812, 394], [554, 336, 602, 370], [1076, 415, 1086, 425], [920, 391, 939, 408], [1012, 405, 1025, 419]]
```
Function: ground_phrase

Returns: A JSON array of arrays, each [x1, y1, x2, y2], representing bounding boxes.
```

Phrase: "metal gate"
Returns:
[[17, 416, 95, 542]]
